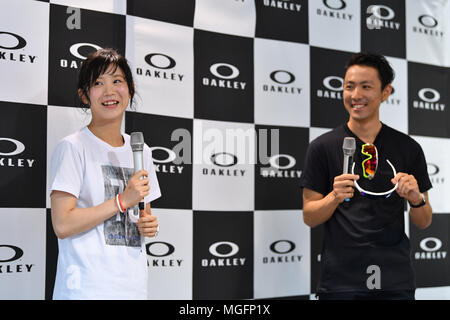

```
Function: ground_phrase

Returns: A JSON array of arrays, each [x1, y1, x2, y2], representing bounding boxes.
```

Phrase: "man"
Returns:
[[300, 52, 432, 300]]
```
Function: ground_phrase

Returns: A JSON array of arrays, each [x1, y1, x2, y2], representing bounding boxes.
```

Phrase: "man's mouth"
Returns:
[[352, 104, 366, 109]]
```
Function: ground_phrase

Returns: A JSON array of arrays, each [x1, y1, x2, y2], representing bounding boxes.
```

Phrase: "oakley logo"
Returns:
[[209, 241, 239, 258], [144, 53, 176, 70], [270, 70, 295, 85], [415, 237, 447, 260], [418, 15, 438, 28], [270, 240, 296, 254], [323, 0, 346, 10], [367, 5, 395, 20], [413, 88, 445, 111], [0, 138, 25, 156], [0, 245, 24, 263], [211, 152, 238, 167], [69, 43, 102, 60], [0, 31, 27, 50], [420, 237, 442, 252], [261, 153, 301, 178], [203, 63, 246, 90], [210, 63, 240, 80], [268, 154, 296, 170], [150, 147, 177, 164], [263, 0, 302, 12], [427, 163, 439, 176], [418, 88, 440, 103], [146, 241, 175, 257], [323, 76, 343, 91]]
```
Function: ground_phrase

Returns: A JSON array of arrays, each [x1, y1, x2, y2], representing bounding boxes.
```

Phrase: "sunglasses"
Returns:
[[351, 143, 398, 199], [361, 143, 378, 179]]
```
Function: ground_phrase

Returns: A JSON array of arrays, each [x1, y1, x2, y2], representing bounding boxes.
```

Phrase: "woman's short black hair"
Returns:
[[345, 52, 395, 90], [77, 48, 135, 109]]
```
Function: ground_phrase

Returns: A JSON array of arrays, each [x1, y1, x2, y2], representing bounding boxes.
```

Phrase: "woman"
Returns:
[[49, 48, 161, 299]]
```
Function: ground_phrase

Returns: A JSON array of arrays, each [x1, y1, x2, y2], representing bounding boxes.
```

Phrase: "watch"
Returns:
[[409, 193, 426, 208]]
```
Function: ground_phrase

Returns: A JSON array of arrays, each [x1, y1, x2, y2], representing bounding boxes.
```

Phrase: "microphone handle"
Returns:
[[343, 154, 353, 202], [343, 154, 353, 174], [130, 150, 145, 222]]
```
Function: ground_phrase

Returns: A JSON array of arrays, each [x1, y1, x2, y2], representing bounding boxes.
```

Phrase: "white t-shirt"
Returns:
[[49, 127, 161, 300]]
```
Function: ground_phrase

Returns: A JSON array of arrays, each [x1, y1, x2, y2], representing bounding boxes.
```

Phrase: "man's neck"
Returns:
[[347, 119, 382, 144]]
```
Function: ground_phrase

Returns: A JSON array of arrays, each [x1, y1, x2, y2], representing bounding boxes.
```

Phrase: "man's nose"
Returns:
[[351, 86, 363, 100]]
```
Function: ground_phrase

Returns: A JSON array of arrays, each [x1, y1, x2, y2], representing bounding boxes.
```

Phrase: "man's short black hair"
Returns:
[[345, 52, 395, 90]]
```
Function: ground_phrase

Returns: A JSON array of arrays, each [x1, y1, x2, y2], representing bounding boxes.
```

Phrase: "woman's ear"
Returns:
[[78, 89, 89, 105]]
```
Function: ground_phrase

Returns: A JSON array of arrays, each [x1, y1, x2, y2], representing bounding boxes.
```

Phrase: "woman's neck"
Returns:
[[88, 121, 124, 147]]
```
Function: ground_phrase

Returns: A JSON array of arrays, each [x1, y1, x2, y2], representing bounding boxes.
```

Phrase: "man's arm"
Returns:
[[303, 173, 359, 228], [392, 173, 432, 230], [408, 192, 432, 230]]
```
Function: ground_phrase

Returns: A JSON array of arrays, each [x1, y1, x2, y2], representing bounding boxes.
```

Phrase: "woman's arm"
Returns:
[[51, 169, 150, 239]]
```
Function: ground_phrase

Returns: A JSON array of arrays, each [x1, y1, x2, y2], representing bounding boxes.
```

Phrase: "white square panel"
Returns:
[[0, 208, 46, 299], [416, 286, 450, 300], [411, 135, 450, 213], [379, 56, 408, 134], [406, 0, 450, 66], [46, 106, 92, 208], [254, 38, 310, 127], [50, 0, 127, 14], [309, 127, 332, 143], [146, 209, 192, 300], [0, 0, 49, 105], [126, 16, 194, 118], [309, 0, 360, 52], [193, 119, 255, 211], [194, 0, 256, 38], [254, 210, 310, 298]]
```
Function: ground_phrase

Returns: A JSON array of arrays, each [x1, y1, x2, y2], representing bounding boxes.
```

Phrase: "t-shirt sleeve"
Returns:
[[144, 147, 161, 203], [299, 140, 330, 197], [410, 142, 432, 193], [49, 140, 84, 198]]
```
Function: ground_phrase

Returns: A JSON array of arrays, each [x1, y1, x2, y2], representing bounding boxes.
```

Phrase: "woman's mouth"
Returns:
[[102, 100, 119, 107]]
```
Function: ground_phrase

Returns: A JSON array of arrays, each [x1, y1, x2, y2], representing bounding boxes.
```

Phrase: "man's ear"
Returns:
[[382, 84, 392, 102]]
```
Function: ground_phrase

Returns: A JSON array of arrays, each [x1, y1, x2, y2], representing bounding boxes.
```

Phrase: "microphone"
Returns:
[[130, 132, 145, 223], [342, 137, 356, 202]]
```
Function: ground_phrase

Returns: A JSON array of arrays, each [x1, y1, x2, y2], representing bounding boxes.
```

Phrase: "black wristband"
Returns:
[[409, 193, 426, 208]]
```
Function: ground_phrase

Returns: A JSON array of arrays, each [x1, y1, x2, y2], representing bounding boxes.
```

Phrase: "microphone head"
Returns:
[[130, 132, 144, 152], [342, 137, 356, 155]]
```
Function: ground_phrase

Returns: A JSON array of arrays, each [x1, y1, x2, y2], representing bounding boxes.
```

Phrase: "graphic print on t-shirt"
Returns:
[[101, 165, 141, 247]]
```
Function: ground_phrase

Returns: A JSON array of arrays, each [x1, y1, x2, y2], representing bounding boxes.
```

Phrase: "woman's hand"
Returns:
[[120, 169, 150, 209], [137, 209, 159, 238]]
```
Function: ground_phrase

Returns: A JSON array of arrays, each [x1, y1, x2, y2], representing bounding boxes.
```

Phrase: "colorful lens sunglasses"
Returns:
[[351, 143, 398, 198]]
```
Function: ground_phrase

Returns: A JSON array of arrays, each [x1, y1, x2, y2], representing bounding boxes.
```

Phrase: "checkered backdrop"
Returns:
[[1, 0, 449, 300]]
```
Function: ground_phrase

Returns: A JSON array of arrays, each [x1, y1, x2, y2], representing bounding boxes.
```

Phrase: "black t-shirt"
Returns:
[[300, 123, 432, 293]]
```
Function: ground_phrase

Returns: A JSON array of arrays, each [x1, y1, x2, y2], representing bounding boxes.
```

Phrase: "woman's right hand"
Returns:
[[120, 169, 150, 209]]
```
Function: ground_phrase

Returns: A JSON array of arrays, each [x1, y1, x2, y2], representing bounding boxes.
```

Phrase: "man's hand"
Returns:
[[391, 173, 422, 205], [332, 173, 360, 203]]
